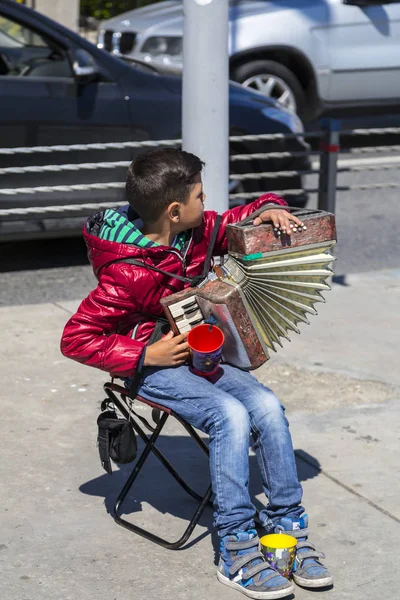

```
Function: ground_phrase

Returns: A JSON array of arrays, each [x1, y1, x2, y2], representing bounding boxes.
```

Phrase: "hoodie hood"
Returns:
[[98, 206, 155, 247], [84, 205, 189, 278]]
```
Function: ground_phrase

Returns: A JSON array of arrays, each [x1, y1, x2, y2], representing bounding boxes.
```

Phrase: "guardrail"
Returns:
[[1, 122, 400, 223]]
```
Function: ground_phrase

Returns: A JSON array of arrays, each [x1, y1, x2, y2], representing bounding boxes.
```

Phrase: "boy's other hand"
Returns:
[[253, 208, 305, 234], [144, 330, 190, 367]]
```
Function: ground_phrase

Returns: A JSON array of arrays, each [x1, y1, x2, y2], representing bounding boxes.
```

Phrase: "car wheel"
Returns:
[[233, 60, 305, 115]]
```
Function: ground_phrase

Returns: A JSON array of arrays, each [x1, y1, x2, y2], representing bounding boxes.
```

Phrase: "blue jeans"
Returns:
[[137, 364, 304, 537]]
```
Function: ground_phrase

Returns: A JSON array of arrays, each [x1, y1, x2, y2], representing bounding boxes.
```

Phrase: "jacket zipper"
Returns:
[[168, 229, 194, 272]]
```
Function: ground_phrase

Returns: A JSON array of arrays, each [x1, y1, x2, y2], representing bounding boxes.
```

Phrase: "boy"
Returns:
[[61, 149, 332, 599]]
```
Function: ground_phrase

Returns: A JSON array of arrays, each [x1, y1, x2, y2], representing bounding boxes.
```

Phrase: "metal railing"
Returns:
[[1, 122, 400, 223]]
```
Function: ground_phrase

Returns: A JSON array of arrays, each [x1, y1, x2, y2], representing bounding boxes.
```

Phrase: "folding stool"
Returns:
[[103, 381, 213, 550]]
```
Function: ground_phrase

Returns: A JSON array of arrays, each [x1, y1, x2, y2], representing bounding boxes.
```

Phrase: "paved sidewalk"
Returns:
[[0, 269, 399, 600]]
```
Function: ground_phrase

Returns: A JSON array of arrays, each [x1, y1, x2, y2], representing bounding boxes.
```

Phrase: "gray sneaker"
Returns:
[[218, 529, 294, 599], [275, 515, 333, 589]]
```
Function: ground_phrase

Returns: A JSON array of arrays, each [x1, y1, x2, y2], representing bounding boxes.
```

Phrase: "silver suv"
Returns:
[[98, 0, 400, 121]]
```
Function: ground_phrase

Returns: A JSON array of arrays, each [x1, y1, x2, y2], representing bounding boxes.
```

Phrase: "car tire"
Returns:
[[233, 60, 305, 116]]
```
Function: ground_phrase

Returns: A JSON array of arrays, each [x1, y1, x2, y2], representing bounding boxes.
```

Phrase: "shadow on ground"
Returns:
[[1, 237, 88, 272], [80, 435, 321, 562]]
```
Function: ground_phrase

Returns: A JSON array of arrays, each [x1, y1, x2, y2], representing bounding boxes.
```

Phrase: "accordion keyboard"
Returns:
[[169, 297, 204, 333]]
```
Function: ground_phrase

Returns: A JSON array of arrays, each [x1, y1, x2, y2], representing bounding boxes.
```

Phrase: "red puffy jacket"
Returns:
[[60, 194, 287, 378]]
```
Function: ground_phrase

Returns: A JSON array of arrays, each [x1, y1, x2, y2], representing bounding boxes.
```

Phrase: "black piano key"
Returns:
[[185, 306, 201, 316], [190, 318, 204, 326]]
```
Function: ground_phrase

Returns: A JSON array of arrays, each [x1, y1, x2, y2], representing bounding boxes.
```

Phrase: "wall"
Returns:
[[34, 0, 79, 33]]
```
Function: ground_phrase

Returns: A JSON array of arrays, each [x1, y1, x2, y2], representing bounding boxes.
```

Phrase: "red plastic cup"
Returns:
[[187, 324, 225, 377]]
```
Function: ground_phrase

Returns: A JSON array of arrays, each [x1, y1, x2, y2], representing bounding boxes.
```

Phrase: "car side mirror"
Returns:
[[71, 48, 99, 83]]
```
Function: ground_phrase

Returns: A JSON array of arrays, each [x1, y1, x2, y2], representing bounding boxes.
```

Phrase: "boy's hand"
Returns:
[[253, 208, 305, 235], [143, 330, 190, 367]]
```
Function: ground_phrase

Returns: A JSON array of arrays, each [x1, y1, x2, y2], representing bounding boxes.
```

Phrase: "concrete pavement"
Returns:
[[0, 268, 399, 600]]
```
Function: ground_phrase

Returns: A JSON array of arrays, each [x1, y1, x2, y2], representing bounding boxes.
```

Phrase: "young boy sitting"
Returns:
[[61, 148, 333, 599]]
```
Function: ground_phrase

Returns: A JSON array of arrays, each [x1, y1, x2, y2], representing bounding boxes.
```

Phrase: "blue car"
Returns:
[[0, 0, 309, 241]]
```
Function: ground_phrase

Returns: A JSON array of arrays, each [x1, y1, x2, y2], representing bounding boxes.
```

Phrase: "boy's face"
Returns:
[[174, 173, 205, 230]]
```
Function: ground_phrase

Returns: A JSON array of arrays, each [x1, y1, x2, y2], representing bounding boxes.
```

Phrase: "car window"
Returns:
[[0, 15, 47, 47], [0, 14, 72, 78]]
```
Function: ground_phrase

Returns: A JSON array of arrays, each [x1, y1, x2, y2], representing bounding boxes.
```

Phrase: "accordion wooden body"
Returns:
[[160, 208, 337, 369]]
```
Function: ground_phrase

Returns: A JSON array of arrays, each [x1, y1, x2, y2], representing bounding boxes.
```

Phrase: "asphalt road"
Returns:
[[1, 149, 399, 307]]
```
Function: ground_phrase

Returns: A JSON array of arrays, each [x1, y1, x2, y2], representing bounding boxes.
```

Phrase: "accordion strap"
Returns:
[[109, 214, 222, 288], [112, 257, 199, 286]]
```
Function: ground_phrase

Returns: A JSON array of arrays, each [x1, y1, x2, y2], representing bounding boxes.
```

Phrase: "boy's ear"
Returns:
[[167, 201, 181, 223]]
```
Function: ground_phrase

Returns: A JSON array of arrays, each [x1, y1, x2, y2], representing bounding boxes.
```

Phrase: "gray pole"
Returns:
[[182, 0, 229, 214]]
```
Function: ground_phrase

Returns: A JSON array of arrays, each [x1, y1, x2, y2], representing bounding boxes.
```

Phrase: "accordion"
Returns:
[[160, 208, 336, 370]]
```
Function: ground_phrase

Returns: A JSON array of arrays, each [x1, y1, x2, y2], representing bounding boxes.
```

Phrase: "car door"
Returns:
[[324, 0, 400, 103], [0, 10, 134, 151]]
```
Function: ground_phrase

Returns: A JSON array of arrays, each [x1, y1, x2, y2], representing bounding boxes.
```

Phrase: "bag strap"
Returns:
[[97, 424, 112, 474], [128, 407, 156, 433], [101, 398, 156, 433]]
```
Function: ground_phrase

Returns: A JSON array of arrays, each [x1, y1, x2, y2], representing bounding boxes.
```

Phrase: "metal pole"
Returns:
[[182, 0, 229, 214], [318, 118, 340, 214]]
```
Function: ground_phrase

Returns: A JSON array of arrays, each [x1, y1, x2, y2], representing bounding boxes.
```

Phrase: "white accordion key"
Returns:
[[169, 297, 204, 333], [169, 297, 197, 317]]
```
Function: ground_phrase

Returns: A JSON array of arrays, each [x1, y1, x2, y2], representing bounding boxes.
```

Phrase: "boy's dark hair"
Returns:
[[126, 148, 204, 223]]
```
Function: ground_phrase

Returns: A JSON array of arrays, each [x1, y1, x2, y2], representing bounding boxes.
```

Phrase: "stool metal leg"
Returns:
[[114, 412, 169, 516], [130, 418, 208, 502], [102, 383, 261, 549], [105, 384, 210, 502], [113, 411, 213, 549]]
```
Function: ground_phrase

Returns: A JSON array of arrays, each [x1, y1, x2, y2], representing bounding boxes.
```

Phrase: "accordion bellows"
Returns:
[[161, 208, 336, 369]]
